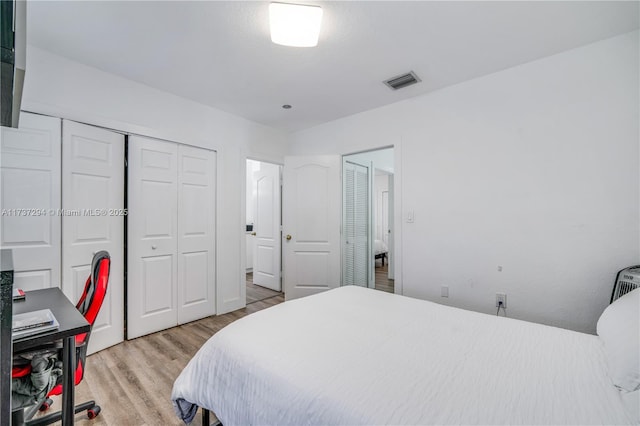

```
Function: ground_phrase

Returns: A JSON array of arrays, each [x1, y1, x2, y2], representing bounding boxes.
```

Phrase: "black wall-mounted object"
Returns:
[[1, 0, 26, 128]]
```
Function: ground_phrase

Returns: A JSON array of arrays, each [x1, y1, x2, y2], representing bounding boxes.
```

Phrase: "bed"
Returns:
[[172, 286, 639, 425], [374, 239, 388, 266]]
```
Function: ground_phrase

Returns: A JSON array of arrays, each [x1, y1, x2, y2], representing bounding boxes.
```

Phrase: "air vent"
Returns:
[[384, 71, 421, 90]]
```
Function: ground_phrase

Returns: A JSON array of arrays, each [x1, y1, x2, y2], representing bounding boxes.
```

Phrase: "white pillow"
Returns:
[[597, 288, 640, 392]]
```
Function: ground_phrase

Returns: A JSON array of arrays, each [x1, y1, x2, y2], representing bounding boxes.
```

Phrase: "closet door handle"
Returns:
[[285, 234, 292, 241], [151, 245, 157, 250]]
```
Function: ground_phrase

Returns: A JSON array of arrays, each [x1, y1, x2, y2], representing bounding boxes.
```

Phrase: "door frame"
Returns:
[[342, 158, 374, 289], [242, 157, 283, 301], [247, 141, 403, 304], [341, 145, 402, 295]]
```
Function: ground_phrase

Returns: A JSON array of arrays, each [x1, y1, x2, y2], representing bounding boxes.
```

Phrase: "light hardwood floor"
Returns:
[[41, 266, 389, 425], [37, 295, 284, 426], [246, 272, 282, 304], [375, 261, 394, 293]]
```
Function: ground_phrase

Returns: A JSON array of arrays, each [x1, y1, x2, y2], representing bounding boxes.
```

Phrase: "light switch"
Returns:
[[406, 211, 414, 223]]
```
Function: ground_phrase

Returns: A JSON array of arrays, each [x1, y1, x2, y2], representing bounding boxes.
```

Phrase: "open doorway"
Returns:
[[245, 159, 283, 304], [342, 148, 395, 293]]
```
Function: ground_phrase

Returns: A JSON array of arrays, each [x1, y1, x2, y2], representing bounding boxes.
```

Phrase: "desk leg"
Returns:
[[62, 336, 75, 425]]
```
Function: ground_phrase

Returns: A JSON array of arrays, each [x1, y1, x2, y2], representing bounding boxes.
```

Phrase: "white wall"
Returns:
[[290, 31, 640, 333], [22, 46, 289, 314], [374, 173, 390, 242]]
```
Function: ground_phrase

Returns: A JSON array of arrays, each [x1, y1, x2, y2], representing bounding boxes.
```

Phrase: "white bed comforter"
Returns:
[[374, 239, 388, 255], [172, 286, 633, 425]]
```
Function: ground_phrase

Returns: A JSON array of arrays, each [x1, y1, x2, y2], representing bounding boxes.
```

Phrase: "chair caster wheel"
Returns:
[[87, 406, 101, 419], [39, 398, 53, 412]]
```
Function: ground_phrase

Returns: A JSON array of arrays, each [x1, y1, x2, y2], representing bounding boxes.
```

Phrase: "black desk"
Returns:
[[1, 249, 14, 426], [13, 288, 90, 425]]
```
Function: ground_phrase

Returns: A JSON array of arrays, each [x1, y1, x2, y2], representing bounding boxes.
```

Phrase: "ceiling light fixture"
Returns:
[[269, 2, 323, 47]]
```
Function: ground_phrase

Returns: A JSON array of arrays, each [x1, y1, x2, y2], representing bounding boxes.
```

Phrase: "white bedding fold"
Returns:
[[172, 286, 632, 425], [374, 239, 387, 255]]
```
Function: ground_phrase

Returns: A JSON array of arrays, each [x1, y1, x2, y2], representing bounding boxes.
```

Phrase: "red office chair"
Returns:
[[12, 251, 111, 425]]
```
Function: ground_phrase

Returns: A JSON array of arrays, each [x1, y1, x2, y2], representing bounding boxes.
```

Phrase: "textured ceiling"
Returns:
[[27, 1, 639, 132]]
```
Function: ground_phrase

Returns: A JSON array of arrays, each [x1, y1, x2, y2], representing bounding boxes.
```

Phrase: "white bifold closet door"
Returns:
[[0, 113, 61, 290], [62, 120, 125, 354], [128, 136, 215, 339], [177, 145, 216, 324], [342, 160, 372, 288]]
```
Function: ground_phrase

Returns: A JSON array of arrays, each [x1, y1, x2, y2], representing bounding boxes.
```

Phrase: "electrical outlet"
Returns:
[[496, 293, 507, 308]]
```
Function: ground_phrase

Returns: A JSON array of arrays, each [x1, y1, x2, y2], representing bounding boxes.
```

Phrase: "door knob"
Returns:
[[285, 234, 292, 241], [151, 245, 157, 250], [251, 232, 257, 236]]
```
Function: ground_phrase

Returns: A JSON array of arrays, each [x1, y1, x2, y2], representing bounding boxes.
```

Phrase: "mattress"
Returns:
[[172, 286, 633, 425]]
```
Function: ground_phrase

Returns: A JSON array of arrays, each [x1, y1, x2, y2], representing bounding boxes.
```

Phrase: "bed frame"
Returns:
[[202, 408, 211, 425]]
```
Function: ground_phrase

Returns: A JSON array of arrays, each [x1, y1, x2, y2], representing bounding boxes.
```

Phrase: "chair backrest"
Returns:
[[40, 251, 111, 393], [74, 251, 110, 345]]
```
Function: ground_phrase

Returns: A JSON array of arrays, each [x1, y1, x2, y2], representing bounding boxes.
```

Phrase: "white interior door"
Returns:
[[342, 160, 372, 288], [128, 136, 178, 339], [283, 155, 341, 300], [253, 162, 281, 291], [62, 120, 124, 354], [177, 145, 216, 324], [0, 113, 61, 290]]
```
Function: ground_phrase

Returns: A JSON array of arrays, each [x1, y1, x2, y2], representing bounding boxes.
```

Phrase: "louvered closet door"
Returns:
[[128, 136, 178, 339], [177, 145, 216, 324], [62, 120, 124, 354], [0, 113, 61, 290], [342, 160, 371, 288]]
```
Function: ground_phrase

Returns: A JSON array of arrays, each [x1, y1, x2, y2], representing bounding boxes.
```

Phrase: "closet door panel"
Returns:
[[127, 136, 178, 339], [142, 255, 173, 313], [177, 145, 216, 324], [0, 113, 61, 291], [62, 120, 125, 354]]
